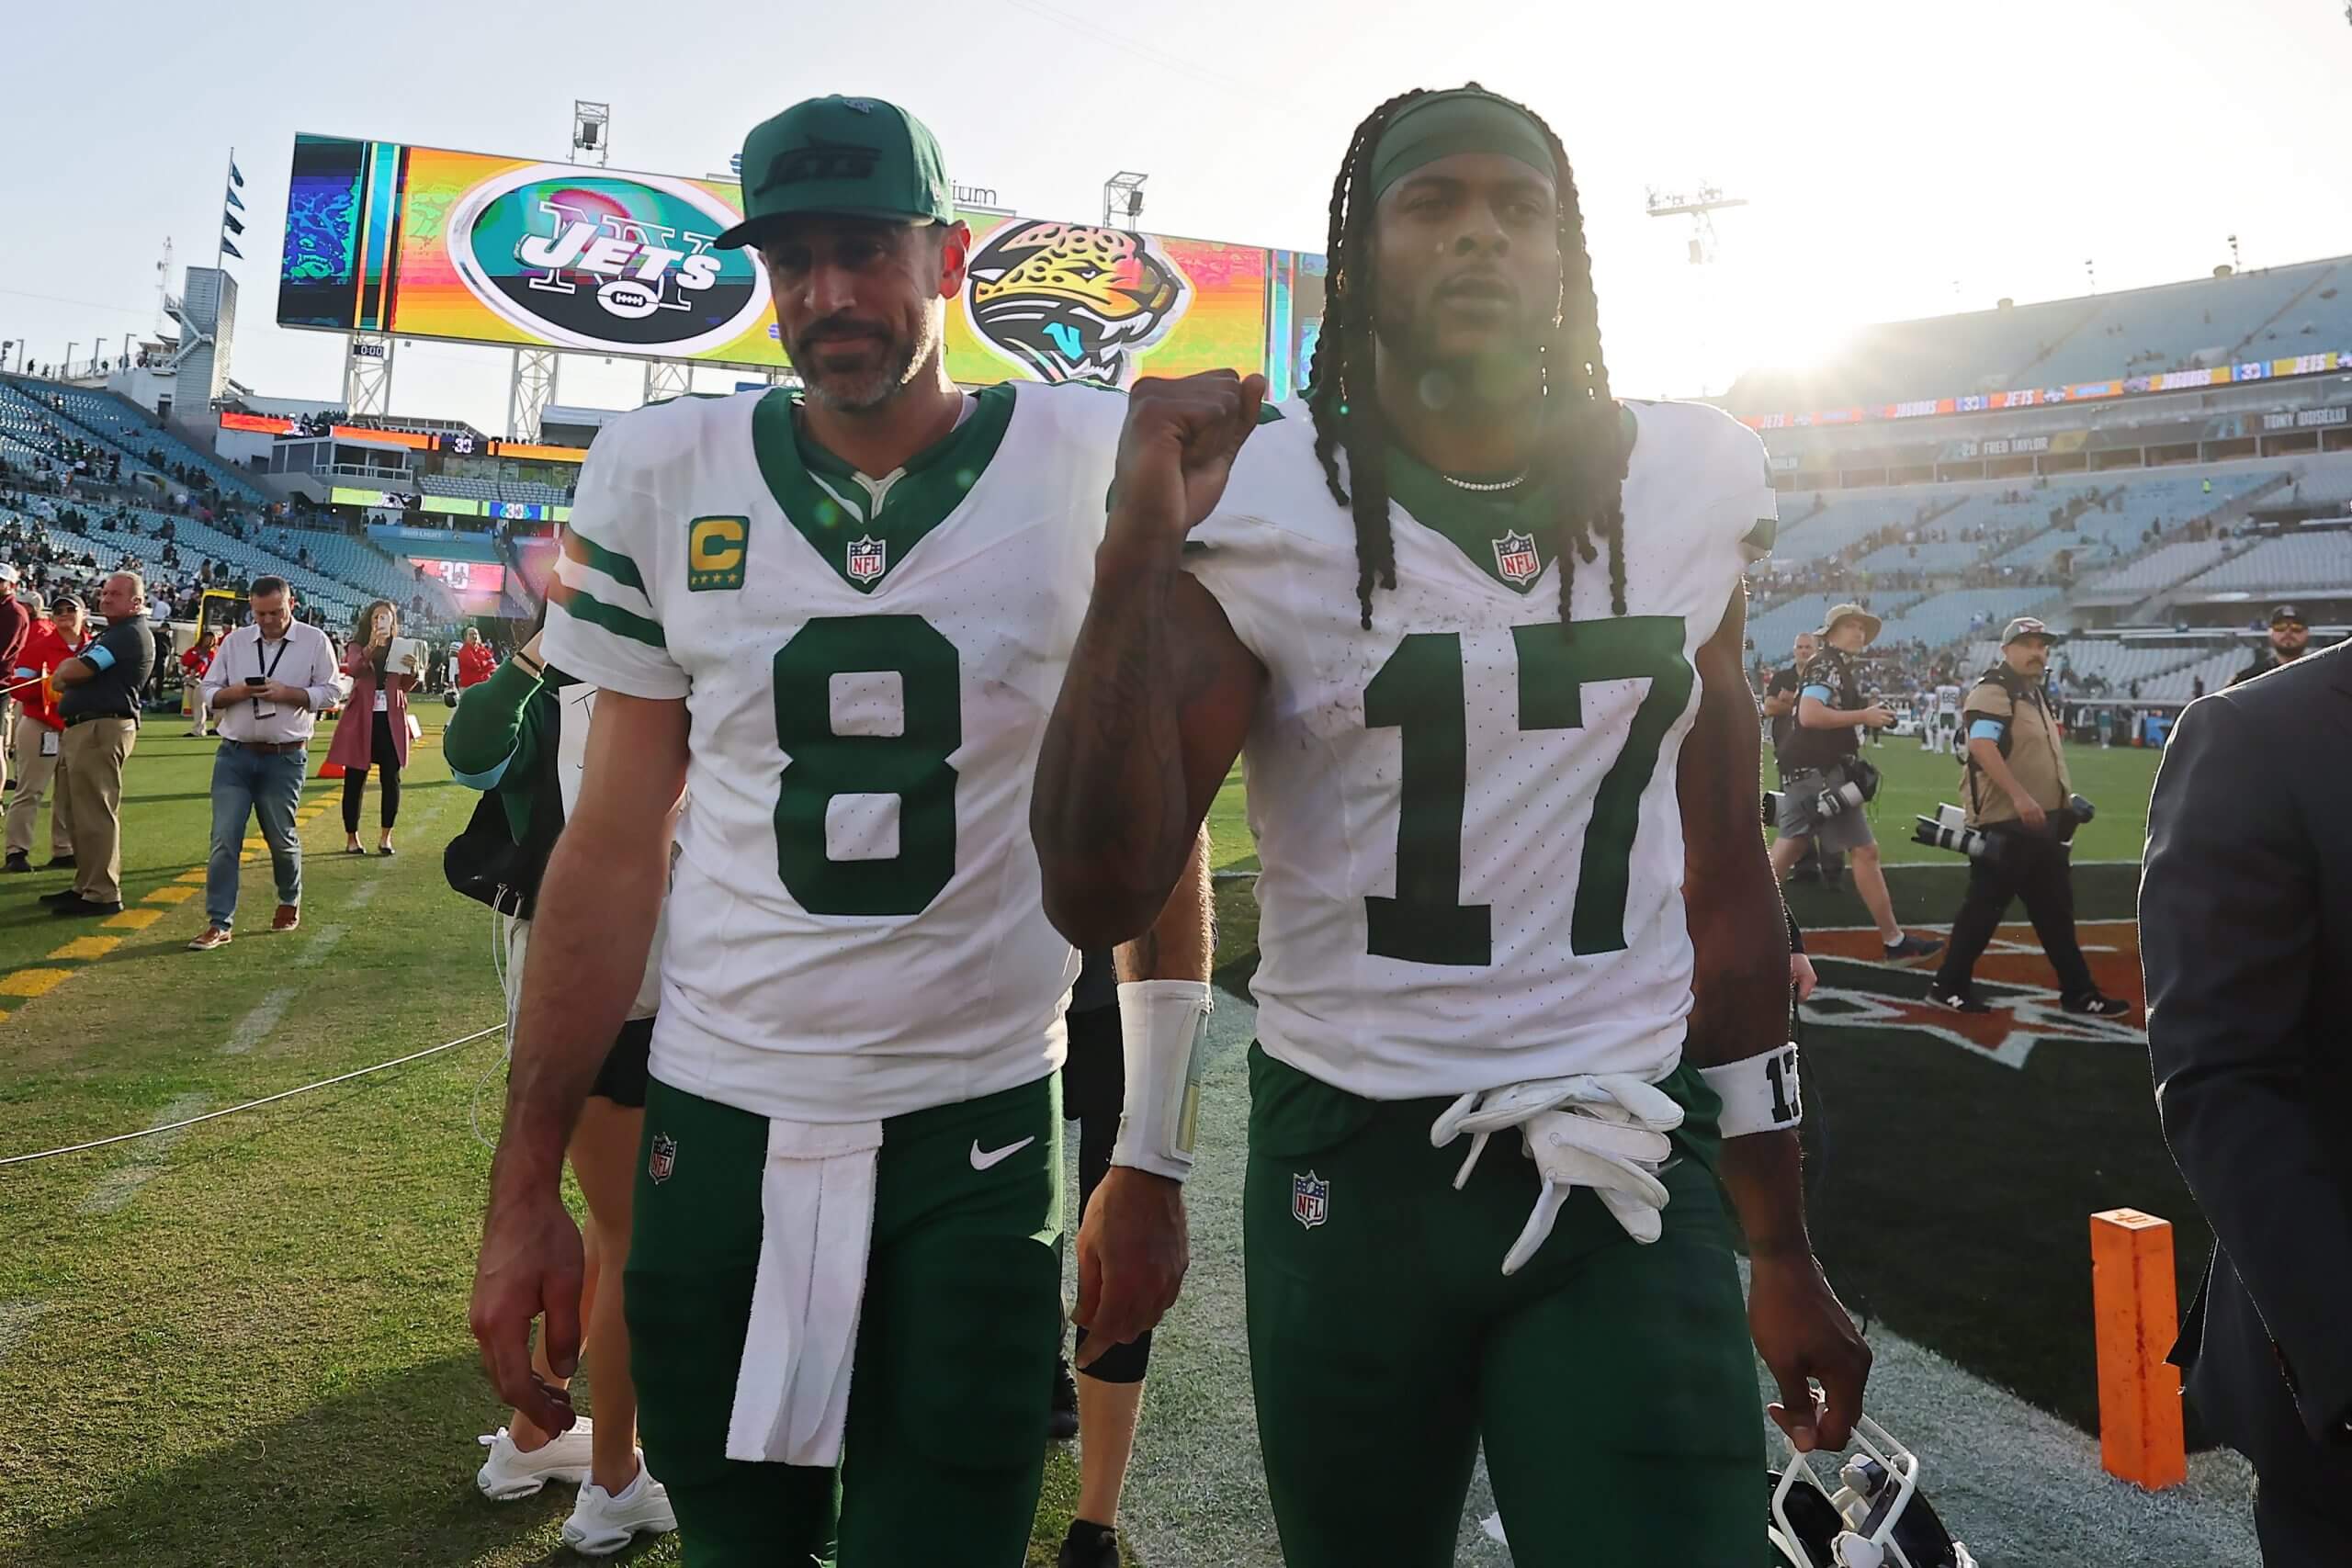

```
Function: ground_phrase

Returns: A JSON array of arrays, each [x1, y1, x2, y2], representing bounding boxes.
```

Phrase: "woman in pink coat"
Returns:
[[328, 599, 419, 855]]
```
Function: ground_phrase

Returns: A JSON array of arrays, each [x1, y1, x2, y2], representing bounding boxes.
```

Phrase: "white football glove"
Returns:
[[1430, 1075, 1685, 1273]]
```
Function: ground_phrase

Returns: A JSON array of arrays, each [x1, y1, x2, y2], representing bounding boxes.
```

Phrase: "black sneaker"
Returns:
[[1883, 933, 1945, 963], [2064, 992, 2132, 1018], [1058, 1518, 1119, 1568], [38, 886, 81, 904], [3, 852, 28, 874], [1928, 985, 1991, 1015], [41, 854, 75, 870], [1048, 1357, 1080, 1443], [51, 895, 123, 918]]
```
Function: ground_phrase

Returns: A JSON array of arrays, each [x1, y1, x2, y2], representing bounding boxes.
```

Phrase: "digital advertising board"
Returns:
[[414, 558, 507, 615], [278, 133, 1321, 389]]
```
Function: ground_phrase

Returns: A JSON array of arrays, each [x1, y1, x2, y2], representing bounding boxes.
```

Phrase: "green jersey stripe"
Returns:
[[551, 579, 667, 649], [563, 528, 647, 592]]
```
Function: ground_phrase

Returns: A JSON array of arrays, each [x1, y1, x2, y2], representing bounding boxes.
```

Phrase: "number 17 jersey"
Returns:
[[545, 381, 1125, 1124], [1183, 399, 1775, 1100]]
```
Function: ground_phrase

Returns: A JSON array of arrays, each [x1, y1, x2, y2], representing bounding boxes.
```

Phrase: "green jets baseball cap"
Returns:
[[716, 96, 955, 250]]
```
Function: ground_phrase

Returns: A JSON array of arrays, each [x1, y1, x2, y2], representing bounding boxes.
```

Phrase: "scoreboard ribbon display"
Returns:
[[278, 132, 1313, 388]]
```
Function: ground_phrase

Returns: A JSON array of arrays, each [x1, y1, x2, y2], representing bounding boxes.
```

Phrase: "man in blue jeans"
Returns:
[[187, 577, 345, 952]]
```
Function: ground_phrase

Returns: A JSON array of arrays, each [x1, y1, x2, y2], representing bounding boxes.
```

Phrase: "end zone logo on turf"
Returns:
[[446, 165, 770, 356], [1802, 920, 2146, 1069]]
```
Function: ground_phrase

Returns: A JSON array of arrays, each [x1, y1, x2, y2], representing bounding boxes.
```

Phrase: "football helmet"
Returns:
[[1769, 1416, 1976, 1568]]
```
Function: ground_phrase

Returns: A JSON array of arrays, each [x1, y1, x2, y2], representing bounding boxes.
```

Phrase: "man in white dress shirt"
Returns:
[[187, 576, 346, 951]]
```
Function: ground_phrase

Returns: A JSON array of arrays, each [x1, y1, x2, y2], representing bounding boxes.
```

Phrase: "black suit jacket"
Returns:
[[2143, 641, 2352, 1468]]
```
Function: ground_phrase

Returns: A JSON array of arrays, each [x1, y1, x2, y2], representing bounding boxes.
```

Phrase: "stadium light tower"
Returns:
[[1103, 172, 1148, 232], [571, 101, 610, 168], [1645, 184, 1747, 266]]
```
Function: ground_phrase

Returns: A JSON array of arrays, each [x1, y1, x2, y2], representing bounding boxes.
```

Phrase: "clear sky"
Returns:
[[5, 0, 2348, 432]]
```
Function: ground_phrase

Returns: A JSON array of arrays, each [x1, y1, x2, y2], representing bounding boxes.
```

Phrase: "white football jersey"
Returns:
[[545, 380, 1125, 1123], [1185, 398, 1775, 1100]]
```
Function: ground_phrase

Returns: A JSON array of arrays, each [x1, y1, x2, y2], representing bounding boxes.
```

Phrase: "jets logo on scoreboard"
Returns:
[[1491, 529, 1542, 586], [845, 535, 888, 584], [446, 164, 771, 356]]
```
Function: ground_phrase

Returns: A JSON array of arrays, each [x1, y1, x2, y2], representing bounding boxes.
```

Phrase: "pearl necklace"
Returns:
[[1440, 468, 1531, 493]]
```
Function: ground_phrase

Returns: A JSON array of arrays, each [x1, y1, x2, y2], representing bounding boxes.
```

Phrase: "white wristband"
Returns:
[[1108, 979, 1213, 1183], [1698, 1044, 1804, 1139]]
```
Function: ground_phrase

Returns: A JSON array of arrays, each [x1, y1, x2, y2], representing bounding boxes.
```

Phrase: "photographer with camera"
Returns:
[[1764, 630, 1843, 887], [1769, 604, 1943, 962], [1926, 618, 2129, 1016]]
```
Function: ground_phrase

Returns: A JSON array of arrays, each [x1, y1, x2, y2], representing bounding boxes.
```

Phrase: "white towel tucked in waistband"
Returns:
[[725, 1116, 884, 1468]]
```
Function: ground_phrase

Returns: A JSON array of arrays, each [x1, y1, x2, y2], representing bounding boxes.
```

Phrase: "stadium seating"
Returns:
[[2072, 539, 2234, 601], [2172, 532, 2352, 595], [1994, 471, 2271, 567], [418, 474, 502, 501], [1727, 257, 2352, 412], [2284, 454, 2352, 509], [1878, 588, 2059, 649], [4, 376, 270, 506], [1747, 592, 1924, 656], [2141, 648, 2251, 704]]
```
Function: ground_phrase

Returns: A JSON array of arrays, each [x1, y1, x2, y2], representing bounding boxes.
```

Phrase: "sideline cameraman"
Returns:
[[1764, 631, 1843, 887], [1768, 604, 1942, 962], [1928, 618, 2129, 1017]]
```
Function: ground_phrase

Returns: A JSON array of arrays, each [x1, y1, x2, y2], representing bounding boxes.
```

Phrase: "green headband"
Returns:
[[1368, 90, 1557, 201]]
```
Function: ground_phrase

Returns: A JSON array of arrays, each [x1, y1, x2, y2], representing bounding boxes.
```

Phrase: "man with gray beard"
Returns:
[[470, 96, 1213, 1565]]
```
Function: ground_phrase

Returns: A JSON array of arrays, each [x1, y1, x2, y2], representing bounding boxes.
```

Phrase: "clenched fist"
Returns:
[[1106, 370, 1268, 557]]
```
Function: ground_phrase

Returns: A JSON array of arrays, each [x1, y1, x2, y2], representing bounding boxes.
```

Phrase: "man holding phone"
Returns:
[[187, 577, 345, 952]]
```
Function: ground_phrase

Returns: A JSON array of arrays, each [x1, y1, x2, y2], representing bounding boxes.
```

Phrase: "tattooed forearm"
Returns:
[[1035, 552, 1197, 940]]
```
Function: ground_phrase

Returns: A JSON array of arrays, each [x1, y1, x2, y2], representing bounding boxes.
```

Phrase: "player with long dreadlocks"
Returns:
[[1033, 85, 1871, 1561]]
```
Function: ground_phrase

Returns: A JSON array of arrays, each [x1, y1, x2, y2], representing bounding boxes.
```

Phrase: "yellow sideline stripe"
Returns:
[[0, 762, 430, 1023], [0, 969, 72, 999]]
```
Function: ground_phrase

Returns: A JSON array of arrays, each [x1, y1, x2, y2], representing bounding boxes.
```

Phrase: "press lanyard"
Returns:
[[251, 629, 292, 713]]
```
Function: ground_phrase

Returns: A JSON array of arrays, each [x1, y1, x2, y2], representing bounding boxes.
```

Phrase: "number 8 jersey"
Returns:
[[545, 381, 1125, 1123], [1183, 399, 1776, 1100]]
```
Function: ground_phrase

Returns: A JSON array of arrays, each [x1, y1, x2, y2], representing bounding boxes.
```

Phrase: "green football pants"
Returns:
[[1244, 1044, 1762, 1567], [625, 1072, 1063, 1567]]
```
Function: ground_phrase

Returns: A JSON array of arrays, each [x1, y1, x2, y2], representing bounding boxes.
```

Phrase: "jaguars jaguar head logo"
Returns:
[[965, 221, 1191, 387]]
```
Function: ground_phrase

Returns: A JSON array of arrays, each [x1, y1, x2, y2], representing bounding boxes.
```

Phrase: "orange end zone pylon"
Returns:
[[2090, 1207, 2188, 1489]]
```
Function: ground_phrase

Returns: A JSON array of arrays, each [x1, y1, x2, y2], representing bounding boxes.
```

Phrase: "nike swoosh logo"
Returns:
[[969, 1136, 1035, 1171]]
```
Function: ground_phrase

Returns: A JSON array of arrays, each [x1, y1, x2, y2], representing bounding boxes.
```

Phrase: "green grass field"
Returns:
[[0, 719, 2177, 1565], [0, 714, 1101, 1567]]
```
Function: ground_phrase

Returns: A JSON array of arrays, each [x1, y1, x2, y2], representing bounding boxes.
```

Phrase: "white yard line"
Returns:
[[75, 1093, 210, 1216], [219, 987, 298, 1057], [294, 923, 349, 970], [0, 1300, 44, 1371]]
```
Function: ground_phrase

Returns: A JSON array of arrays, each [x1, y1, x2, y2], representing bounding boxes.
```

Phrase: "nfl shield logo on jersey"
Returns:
[[1491, 530, 1541, 584], [648, 1134, 678, 1185], [1292, 1170, 1329, 1229], [846, 535, 888, 583]]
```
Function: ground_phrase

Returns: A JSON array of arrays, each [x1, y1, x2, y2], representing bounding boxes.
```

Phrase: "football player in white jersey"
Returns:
[[1034, 85, 1871, 1563], [469, 96, 1208, 1566]]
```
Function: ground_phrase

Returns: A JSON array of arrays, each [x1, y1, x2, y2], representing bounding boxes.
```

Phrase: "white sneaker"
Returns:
[[561, 1453, 676, 1557], [474, 1418, 595, 1500]]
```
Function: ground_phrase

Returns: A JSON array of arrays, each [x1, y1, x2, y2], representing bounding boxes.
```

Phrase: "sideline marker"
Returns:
[[2090, 1207, 2187, 1489]]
